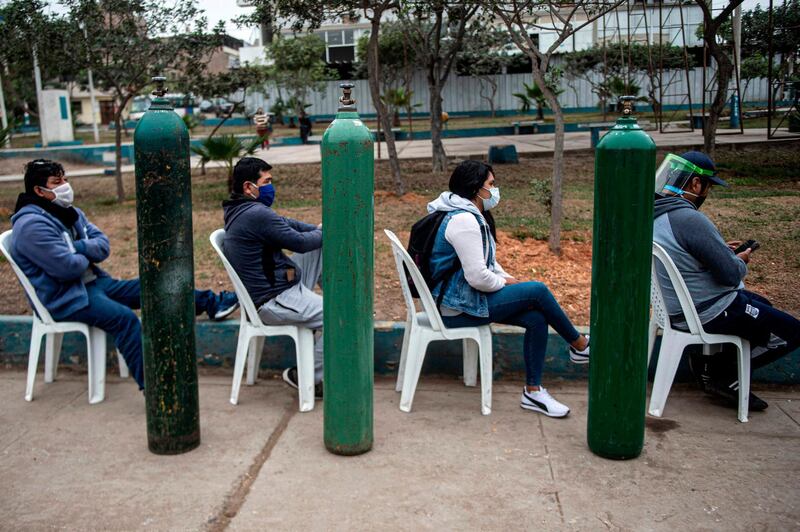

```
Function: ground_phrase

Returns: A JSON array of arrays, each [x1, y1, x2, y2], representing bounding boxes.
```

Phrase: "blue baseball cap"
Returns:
[[679, 151, 728, 187]]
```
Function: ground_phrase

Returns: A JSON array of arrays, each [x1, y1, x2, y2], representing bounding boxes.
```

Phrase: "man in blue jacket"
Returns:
[[222, 157, 324, 396], [653, 151, 800, 411], [10, 159, 239, 391]]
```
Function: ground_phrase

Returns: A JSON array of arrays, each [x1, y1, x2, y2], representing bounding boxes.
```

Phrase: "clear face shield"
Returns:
[[654, 153, 716, 197]]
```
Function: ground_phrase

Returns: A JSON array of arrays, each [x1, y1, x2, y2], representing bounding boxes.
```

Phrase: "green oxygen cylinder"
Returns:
[[587, 96, 656, 460], [133, 76, 200, 455], [321, 83, 374, 455]]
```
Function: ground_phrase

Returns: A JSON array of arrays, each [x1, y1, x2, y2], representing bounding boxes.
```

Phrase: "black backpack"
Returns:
[[405, 211, 462, 301]]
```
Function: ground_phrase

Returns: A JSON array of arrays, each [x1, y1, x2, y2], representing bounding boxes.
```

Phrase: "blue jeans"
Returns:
[[442, 282, 581, 386], [62, 277, 220, 390]]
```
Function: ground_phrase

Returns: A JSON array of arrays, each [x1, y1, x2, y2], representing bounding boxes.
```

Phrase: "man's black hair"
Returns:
[[232, 157, 273, 194], [24, 159, 64, 194], [447, 159, 497, 240]]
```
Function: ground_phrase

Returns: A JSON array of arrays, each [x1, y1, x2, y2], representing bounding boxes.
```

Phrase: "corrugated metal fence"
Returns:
[[245, 68, 770, 117]]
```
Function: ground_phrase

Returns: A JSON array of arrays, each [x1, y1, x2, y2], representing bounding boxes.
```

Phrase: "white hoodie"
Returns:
[[426, 192, 510, 295]]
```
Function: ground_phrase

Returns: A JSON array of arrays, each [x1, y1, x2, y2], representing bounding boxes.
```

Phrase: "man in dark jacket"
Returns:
[[10, 159, 239, 391], [653, 151, 800, 411], [222, 157, 323, 395]]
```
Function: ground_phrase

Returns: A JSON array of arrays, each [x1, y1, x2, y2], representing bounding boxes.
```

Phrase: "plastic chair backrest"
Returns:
[[651, 242, 704, 335], [0, 230, 55, 325], [209, 229, 265, 327], [649, 250, 670, 330], [384, 229, 446, 331]]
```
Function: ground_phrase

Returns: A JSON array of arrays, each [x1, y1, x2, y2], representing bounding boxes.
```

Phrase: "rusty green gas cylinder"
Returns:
[[321, 83, 374, 455], [587, 97, 656, 460], [133, 77, 200, 455]]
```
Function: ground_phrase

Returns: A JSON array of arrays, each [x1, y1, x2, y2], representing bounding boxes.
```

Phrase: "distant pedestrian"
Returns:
[[298, 111, 312, 144], [253, 107, 271, 150]]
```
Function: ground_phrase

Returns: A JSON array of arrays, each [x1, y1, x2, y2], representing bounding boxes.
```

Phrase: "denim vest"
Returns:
[[429, 210, 494, 318]]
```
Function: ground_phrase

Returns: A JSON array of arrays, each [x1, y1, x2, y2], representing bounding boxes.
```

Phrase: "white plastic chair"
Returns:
[[384, 229, 493, 415], [648, 242, 751, 422], [0, 230, 128, 404], [209, 229, 316, 412]]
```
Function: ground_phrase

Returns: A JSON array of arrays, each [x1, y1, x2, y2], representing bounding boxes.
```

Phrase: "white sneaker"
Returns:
[[569, 335, 590, 364], [520, 387, 570, 418]]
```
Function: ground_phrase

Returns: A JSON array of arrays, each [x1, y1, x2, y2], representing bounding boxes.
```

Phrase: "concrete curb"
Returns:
[[1, 315, 797, 384]]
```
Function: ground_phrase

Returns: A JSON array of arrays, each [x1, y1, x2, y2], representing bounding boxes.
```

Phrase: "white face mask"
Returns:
[[481, 186, 500, 210], [47, 182, 74, 208]]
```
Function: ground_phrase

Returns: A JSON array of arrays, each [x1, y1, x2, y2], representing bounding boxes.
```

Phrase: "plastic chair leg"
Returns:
[[44, 332, 64, 383], [295, 328, 316, 413], [230, 331, 252, 405], [87, 327, 107, 404], [478, 327, 493, 416], [246, 336, 265, 385], [253, 336, 266, 383], [737, 340, 751, 423], [399, 333, 427, 413], [25, 324, 44, 402], [647, 320, 658, 365], [117, 350, 129, 379], [463, 338, 478, 387], [648, 332, 689, 417], [395, 318, 412, 392]]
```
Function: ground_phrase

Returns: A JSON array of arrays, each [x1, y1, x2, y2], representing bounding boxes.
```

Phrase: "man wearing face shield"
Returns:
[[9, 159, 240, 391], [222, 157, 324, 397], [653, 151, 800, 412]]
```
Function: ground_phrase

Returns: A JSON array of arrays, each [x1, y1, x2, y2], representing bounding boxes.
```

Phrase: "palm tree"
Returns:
[[513, 81, 564, 120], [381, 87, 420, 128], [191, 134, 265, 191]]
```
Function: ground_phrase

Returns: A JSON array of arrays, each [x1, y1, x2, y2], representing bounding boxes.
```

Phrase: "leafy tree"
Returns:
[[492, 0, 625, 254], [354, 21, 415, 92], [184, 64, 271, 136], [695, 0, 745, 158], [457, 23, 513, 118], [399, 1, 480, 172], [0, 1, 78, 132], [63, 0, 222, 202], [267, 34, 335, 117], [740, 53, 769, 102], [741, 1, 799, 85]]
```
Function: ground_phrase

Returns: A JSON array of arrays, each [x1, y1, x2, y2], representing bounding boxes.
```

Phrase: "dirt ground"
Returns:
[[0, 144, 798, 325]]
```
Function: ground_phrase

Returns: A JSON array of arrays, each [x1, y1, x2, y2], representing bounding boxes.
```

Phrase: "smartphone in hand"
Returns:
[[734, 239, 760, 254]]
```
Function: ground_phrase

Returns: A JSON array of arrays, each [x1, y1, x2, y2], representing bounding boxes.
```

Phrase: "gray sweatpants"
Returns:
[[258, 248, 324, 383]]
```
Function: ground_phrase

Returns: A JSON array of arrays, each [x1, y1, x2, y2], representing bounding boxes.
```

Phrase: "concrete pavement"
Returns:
[[1, 128, 795, 182], [1, 369, 798, 531]]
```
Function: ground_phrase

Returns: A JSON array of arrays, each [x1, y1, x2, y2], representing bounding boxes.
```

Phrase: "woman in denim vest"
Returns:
[[428, 160, 590, 418]]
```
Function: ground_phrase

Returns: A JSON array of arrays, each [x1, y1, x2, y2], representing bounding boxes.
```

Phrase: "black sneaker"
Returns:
[[705, 378, 768, 411], [282, 367, 323, 399]]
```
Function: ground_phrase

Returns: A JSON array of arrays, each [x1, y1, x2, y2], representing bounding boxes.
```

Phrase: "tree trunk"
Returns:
[[209, 101, 240, 138], [704, 34, 734, 159], [533, 68, 564, 254], [367, 16, 404, 195], [113, 108, 125, 202], [429, 80, 447, 173], [536, 103, 544, 121]]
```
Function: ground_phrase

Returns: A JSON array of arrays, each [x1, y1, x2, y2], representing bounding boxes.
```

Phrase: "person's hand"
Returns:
[[317, 223, 322, 229], [737, 248, 752, 264], [504, 277, 520, 285], [727, 240, 742, 251]]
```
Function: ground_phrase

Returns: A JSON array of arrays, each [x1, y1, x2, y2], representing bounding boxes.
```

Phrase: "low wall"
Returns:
[[0, 316, 797, 384]]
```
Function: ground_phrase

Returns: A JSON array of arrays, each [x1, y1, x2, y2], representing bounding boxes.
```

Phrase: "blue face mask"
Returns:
[[255, 183, 275, 207]]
